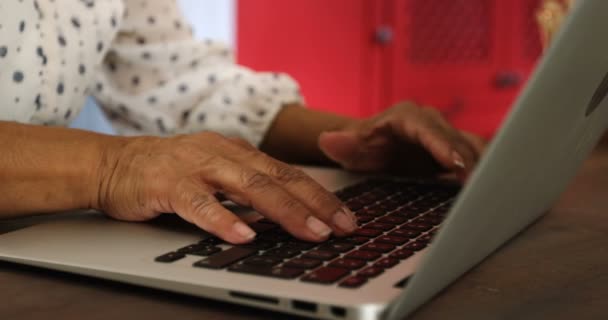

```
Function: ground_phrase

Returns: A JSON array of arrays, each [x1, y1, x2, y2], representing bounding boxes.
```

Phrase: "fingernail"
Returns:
[[306, 216, 332, 238], [452, 151, 466, 169], [233, 221, 256, 241], [332, 207, 357, 232]]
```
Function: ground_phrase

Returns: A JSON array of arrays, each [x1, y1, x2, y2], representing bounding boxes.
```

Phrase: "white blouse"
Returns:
[[0, 0, 302, 146]]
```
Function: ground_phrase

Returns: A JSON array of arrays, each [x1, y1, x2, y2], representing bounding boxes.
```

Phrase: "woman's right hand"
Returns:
[[95, 132, 358, 244]]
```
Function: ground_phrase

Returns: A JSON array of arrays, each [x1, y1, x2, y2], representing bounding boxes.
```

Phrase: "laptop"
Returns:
[[1, 1, 608, 319]]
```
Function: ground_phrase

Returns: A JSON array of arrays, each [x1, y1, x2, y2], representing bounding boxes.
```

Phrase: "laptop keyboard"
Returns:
[[154, 179, 459, 288]]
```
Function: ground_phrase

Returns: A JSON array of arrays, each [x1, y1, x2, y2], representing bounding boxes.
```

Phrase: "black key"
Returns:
[[376, 215, 408, 225], [302, 250, 339, 260], [257, 218, 278, 225], [413, 200, 438, 210], [339, 276, 368, 288], [318, 242, 355, 253], [263, 247, 301, 259], [375, 257, 399, 269], [198, 237, 224, 246], [177, 244, 208, 254], [406, 206, 428, 214], [403, 241, 427, 251], [155, 252, 185, 263], [426, 211, 446, 219], [329, 258, 367, 270], [389, 229, 421, 239], [356, 215, 375, 224], [402, 222, 433, 232], [365, 222, 395, 231], [193, 247, 257, 269], [334, 190, 351, 201], [416, 216, 443, 225], [281, 241, 317, 251], [248, 222, 277, 233], [417, 233, 433, 243], [357, 266, 384, 278], [357, 194, 382, 205], [341, 236, 371, 245], [374, 202, 399, 212], [432, 205, 450, 214], [301, 267, 350, 284], [243, 255, 283, 266], [361, 242, 395, 253], [358, 206, 386, 217], [425, 195, 446, 203], [241, 239, 278, 251], [391, 192, 417, 203], [258, 229, 291, 242], [190, 246, 222, 256], [283, 258, 322, 269], [228, 264, 304, 279], [345, 199, 365, 211], [345, 250, 382, 261], [376, 235, 409, 245], [354, 228, 383, 237], [390, 249, 414, 260], [392, 208, 421, 219]]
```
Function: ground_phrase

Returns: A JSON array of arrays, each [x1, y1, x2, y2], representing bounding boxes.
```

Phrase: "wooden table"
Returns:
[[2, 148, 608, 320]]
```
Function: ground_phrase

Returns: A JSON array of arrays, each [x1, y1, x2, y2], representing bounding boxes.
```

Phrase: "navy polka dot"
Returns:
[[13, 71, 24, 83]]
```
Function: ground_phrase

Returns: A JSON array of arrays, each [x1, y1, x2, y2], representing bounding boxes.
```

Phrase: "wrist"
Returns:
[[261, 104, 357, 164], [88, 134, 131, 211]]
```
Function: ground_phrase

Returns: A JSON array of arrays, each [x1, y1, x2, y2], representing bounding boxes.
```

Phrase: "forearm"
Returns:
[[260, 105, 358, 164], [0, 121, 125, 218]]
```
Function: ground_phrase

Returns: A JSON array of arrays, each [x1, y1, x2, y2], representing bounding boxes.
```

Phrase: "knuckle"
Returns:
[[229, 137, 255, 149], [393, 100, 417, 112], [270, 164, 307, 184], [190, 193, 216, 213], [277, 196, 304, 213], [241, 171, 274, 190], [200, 154, 223, 167], [190, 194, 221, 223], [423, 107, 442, 118]]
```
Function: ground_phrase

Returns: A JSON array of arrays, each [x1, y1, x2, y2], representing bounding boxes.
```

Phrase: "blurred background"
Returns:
[[74, 0, 563, 139]]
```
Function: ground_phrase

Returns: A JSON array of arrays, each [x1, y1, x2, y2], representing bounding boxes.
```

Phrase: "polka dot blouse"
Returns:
[[0, 0, 302, 147]]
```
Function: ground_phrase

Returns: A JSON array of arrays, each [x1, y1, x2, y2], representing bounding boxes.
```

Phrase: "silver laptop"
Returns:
[[2, 1, 608, 319]]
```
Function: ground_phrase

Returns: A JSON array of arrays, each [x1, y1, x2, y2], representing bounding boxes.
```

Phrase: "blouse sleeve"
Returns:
[[91, 0, 303, 147]]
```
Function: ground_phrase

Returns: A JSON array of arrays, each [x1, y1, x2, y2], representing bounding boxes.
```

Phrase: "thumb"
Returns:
[[318, 130, 361, 165]]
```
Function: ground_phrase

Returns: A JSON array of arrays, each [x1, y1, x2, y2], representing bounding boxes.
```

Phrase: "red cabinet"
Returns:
[[237, 0, 543, 137]]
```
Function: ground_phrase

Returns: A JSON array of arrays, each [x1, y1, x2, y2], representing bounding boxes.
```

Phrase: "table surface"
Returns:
[[2, 147, 608, 320]]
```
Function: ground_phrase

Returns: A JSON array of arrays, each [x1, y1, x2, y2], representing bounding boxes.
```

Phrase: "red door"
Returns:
[[237, 0, 544, 137], [388, 0, 542, 138], [237, 0, 379, 118]]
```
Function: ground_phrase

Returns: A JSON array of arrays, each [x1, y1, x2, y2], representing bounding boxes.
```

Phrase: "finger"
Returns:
[[391, 112, 470, 173], [238, 151, 358, 235], [431, 118, 479, 169], [201, 157, 334, 242], [318, 130, 391, 172], [223, 137, 357, 235], [461, 131, 487, 157], [172, 179, 256, 244], [416, 107, 481, 167]]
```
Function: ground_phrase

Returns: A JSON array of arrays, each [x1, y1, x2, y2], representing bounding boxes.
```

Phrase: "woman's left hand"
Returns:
[[318, 101, 486, 178]]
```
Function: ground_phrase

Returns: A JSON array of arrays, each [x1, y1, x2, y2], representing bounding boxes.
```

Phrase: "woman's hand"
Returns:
[[97, 132, 357, 244], [318, 102, 486, 178]]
